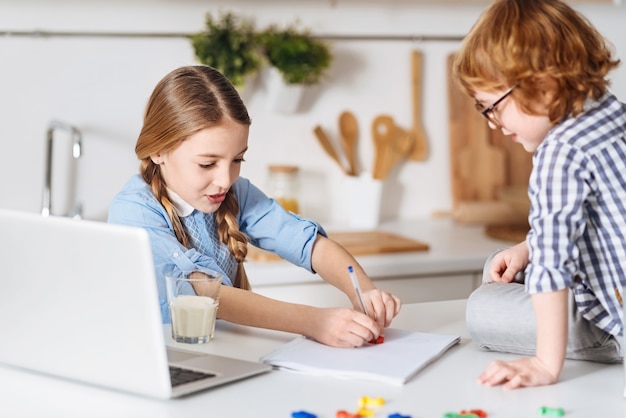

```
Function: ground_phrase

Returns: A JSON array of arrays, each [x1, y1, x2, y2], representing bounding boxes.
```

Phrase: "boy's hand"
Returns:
[[489, 241, 529, 283], [477, 356, 559, 389], [478, 291, 568, 390]]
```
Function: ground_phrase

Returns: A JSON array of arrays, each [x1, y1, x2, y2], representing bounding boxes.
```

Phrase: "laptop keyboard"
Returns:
[[169, 366, 216, 387]]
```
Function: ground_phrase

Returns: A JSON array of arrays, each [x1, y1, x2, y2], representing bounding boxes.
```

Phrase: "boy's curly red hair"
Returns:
[[454, 0, 620, 123]]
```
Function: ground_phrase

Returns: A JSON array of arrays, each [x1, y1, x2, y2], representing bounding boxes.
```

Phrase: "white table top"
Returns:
[[0, 300, 622, 418]]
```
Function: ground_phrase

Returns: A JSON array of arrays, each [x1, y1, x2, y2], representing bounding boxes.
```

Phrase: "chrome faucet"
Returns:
[[41, 120, 83, 218]]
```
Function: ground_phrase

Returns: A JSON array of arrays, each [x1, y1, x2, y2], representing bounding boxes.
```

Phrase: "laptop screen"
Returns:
[[0, 209, 173, 398]]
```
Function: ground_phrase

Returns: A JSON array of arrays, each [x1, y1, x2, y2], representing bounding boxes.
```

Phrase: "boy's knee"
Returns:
[[465, 283, 535, 350], [465, 285, 497, 344]]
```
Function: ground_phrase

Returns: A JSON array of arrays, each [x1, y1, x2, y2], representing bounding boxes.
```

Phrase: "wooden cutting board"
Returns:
[[484, 223, 530, 243], [246, 230, 429, 262], [447, 52, 533, 222]]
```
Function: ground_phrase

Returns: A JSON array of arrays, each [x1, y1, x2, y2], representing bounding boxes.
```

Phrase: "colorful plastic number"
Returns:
[[537, 406, 565, 416], [291, 411, 317, 418]]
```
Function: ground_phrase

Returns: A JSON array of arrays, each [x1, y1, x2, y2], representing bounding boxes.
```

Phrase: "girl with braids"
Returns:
[[108, 65, 401, 348], [455, 0, 625, 389]]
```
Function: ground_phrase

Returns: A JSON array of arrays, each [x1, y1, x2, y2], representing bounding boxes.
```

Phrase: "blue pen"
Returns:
[[348, 265, 369, 316]]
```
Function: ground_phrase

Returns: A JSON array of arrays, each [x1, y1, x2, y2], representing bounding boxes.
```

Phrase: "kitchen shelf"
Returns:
[[0, 29, 464, 42]]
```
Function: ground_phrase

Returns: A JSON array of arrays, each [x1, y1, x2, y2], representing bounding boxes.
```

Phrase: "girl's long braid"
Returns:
[[216, 190, 251, 290], [140, 159, 190, 248]]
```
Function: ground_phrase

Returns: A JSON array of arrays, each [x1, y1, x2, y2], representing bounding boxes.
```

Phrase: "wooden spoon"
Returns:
[[313, 125, 347, 174], [338, 111, 359, 176], [408, 49, 429, 161], [372, 115, 395, 180], [377, 124, 413, 180]]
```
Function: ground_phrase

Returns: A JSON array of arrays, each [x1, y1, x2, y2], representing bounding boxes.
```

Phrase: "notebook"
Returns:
[[0, 208, 271, 399], [261, 328, 460, 385]]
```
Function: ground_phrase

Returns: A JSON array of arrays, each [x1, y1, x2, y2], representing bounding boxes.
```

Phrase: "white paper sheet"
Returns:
[[260, 328, 460, 385]]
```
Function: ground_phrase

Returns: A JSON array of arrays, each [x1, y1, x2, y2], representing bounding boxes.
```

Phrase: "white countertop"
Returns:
[[247, 218, 511, 287], [2, 300, 622, 418]]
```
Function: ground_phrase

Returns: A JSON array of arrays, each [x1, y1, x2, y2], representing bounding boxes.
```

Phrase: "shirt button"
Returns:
[[173, 252, 179, 258]]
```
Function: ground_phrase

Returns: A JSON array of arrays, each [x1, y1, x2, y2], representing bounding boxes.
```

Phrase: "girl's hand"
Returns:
[[306, 289, 401, 347], [477, 357, 559, 389], [308, 307, 382, 348], [361, 288, 402, 330]]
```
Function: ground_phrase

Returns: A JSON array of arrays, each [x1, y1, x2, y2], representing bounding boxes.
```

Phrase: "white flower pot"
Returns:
[[235, 72, 258, 103], [266, 67, 304, 114]]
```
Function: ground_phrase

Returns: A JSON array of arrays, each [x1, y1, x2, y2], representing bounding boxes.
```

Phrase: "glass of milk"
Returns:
[[165, 268, 221, 344]]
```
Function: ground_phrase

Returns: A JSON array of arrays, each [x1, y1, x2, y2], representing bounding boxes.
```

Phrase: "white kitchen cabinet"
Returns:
[[247, 218, 508, 307]]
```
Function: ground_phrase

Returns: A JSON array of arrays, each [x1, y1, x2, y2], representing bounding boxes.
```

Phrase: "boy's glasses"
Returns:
[[474, 86, 515, 128]]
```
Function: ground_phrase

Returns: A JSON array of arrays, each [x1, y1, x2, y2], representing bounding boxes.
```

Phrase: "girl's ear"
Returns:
[[150, 154, 162, 165]]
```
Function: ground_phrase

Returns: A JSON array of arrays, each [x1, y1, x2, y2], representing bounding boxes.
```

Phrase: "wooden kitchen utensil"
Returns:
[[313, 125, 347, 174], [408, 49, 429, 161], [372, 115, 395, 180], [338, 111, 359, 176], [391, 125, 414, 169], [372, 115, 412, 180]]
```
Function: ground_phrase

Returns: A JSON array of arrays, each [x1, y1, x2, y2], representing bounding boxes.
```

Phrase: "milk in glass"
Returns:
[[170, 295, 218, 344]]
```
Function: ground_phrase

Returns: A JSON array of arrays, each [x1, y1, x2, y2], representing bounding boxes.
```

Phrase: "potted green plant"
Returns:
[[189, 11, 261, 89], [256, 23, 333, 112], [257, 24, 333, 86]]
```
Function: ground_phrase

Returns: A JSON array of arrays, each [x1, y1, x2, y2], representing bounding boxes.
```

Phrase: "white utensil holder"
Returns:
[[341, 173, 383, 229]]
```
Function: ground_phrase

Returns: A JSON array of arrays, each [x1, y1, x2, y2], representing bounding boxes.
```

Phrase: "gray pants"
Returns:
[[466, 251, 622, 363]]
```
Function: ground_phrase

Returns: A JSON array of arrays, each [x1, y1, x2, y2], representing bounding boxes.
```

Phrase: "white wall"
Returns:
[[1, 0, 625, 223]]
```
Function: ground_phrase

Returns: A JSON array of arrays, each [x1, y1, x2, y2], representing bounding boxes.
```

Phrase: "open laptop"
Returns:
[[0, 208, 271, 399]]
